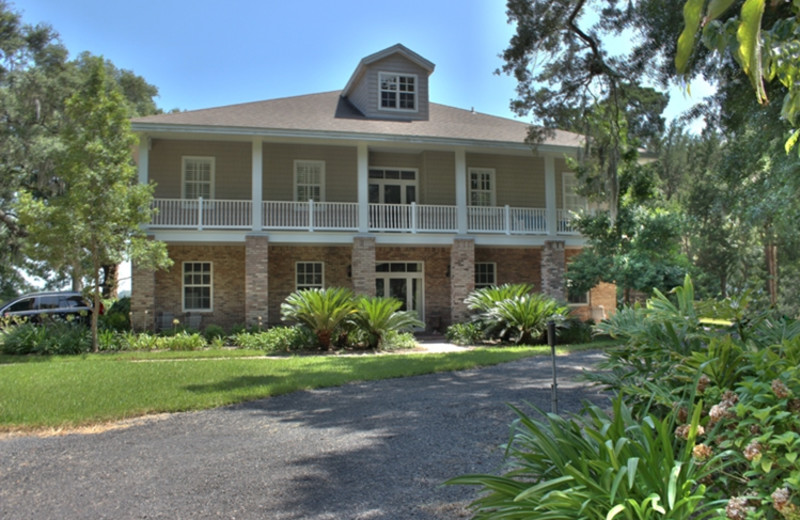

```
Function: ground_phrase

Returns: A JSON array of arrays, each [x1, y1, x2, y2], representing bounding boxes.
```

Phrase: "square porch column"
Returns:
[[455, 148, 467, 234], [251, 139, 263, 231], [351, 236, 376, 296], [450, 238, 475, 324], [245, 234, 269, 327], [131, 261, 156, 331], [544, 155, 557, 236], [541, 240, 566, 301]]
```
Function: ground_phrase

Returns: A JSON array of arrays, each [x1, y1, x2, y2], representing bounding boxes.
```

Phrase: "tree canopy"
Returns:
[[0, 1, 164, 299]]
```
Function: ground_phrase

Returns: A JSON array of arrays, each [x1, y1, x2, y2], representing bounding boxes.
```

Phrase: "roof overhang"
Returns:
[[131, 122, 583, 157]]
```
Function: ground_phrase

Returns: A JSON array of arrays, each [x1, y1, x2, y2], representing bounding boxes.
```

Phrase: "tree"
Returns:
[[0, 2, 164, 296], [676, 0, 800, 151], [16, 57, 170, 351]]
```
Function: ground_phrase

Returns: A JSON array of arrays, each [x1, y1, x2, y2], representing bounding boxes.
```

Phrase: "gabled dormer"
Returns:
[[342, 44, 435, 121]]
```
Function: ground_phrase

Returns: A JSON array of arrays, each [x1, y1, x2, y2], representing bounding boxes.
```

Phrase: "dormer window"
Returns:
[[379, 72, 417, 111]]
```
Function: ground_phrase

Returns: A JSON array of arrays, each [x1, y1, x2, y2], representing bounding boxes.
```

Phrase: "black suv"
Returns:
[[0, 291, 100, 324]]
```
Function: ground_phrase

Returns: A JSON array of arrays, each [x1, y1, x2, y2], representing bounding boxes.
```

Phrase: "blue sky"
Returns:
[[16, 0, 709, 124]]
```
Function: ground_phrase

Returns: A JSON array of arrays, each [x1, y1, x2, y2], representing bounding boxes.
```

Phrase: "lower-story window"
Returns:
[[296, 262, 324, 290], [567, 288, 589, 305], [475, 262, 496, 289], [183, 262, 212, 311]]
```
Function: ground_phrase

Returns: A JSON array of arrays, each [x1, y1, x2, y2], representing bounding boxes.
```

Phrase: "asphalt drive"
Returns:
[[0, 349, 609, 520]]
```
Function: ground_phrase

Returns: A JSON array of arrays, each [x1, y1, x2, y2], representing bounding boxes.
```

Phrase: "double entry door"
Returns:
[[375, 262, 423, 324]]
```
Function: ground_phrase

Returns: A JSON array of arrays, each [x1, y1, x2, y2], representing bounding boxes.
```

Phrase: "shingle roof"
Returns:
[[131, 90, 583, 150]]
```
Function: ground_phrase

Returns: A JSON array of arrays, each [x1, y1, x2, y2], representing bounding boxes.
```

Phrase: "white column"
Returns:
[[455, 147, 467, 234], [251, 138, 263, 231], [544, 155, 557, 236], [137, 137, 149, 185], [357, 142, 369, 233]]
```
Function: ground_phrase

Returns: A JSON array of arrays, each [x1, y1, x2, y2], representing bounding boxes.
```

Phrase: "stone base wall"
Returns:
[[450, 239, 475, 325], [351, 236, 376, 297], [130, 263, 156, 331], [245, 235, 270, 327], [541, 240, 566, 301]]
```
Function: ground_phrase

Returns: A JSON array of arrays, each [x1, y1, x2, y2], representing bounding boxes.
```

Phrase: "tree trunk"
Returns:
[[765, 241, 778, 306], [101, 264, 118, 298]]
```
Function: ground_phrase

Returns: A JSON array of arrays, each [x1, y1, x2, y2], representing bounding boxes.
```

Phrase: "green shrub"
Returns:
[[158, 331, 206, 351], [380, 330, 417, 351], [203, 324, 226, 342], [100, 297, 131, 331], [448, 396, 725, 519], [557, 317, 593, 344], [1, 320, 91, 355], [232, 326, 316, 353], [118, 331, 161, 351], [445, 322, 483, 346]]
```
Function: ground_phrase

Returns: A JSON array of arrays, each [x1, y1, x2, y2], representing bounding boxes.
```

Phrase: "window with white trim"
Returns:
[[475, 263, 496, 289], [294, 160, 325, 202], [469, 168, 496, 207], [296, 262, 324, 290], [183, 262, 212, 311], [562, 172, 586, 212], [182, 157, 215, 200], [379, 72, 417, 111]]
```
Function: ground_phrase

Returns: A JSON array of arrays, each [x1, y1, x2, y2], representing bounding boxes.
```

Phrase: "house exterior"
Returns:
[[129, 44, 615, 332]]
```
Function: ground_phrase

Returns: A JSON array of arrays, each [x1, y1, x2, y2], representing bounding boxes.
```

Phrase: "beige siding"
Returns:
[[421, 151, 455, 205], [466, 153, 546, 208], [149, 140, 251, 199], [555, 157, 572, 209], [262, 143, 358, 202], [356, 55, 430, 120]]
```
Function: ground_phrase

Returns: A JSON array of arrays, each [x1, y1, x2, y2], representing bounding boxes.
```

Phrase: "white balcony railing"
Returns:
[[150, 198, 252, 229], [149, 198, 578, 236]]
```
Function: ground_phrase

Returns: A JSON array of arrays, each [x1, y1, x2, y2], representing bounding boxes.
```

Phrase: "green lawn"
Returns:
[[0, 344, 601, 432]]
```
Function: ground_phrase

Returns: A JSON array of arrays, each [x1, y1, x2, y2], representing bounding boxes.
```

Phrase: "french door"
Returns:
[[375, 262, 424, 322]]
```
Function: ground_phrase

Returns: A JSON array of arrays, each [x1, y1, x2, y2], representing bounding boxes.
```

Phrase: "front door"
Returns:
[[375, 262, 424, 322]]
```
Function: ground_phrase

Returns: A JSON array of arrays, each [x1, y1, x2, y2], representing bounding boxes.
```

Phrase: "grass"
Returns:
[[0, 343, 604, 433]]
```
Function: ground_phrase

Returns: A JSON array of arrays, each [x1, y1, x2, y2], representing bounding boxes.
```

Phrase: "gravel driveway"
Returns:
[[0, 350, 608, 519]]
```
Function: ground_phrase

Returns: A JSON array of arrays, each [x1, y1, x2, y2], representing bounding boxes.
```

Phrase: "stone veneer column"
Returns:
[[450, 238, 475, 324], [351, 236, 376, 296], [131, 261, 156, 331], [541, 240, 566, 301], [245, 234, 270, 327]]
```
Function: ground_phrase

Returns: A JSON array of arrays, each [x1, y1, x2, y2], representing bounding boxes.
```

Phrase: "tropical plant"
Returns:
[[448, 396, 728, 519], [351, 296, 423, 350], [280, 288, 358, 350], [445, 322, 484, 346], [465, 284, 566, 345]]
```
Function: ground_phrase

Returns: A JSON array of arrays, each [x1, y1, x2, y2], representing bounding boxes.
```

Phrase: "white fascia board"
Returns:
[[130, 123, 581, 156]]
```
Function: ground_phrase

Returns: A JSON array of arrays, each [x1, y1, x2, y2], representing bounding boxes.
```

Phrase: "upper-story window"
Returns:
[[379, 72, 417, 111], [182, 157, 215, 200], [294, 160, 325, 202], [469, 168, 496, 207]]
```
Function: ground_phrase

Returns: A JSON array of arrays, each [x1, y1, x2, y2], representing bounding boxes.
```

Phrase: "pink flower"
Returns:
[[743, 440, 762, 462], [726, 497, 752, 520], [692, 443, 712, 461], [772, 379, 791, 399]]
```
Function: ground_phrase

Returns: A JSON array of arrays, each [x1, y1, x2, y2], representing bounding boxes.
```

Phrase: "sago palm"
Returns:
[[280, 288, 357, 350], [353, 296, 424, 349]]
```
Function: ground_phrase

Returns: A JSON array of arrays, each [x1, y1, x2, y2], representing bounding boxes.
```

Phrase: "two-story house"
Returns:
[[129, 44, 615, 332]]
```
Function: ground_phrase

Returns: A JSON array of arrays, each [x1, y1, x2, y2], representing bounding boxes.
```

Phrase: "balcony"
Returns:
[[149, 198, 580, 235]]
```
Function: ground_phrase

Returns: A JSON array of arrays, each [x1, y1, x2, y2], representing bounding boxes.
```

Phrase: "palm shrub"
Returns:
[[351, 296, 423, 350], [280, 287, 358, 350], [448, 396, 729, 520], [465, 284, 566, 344]]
